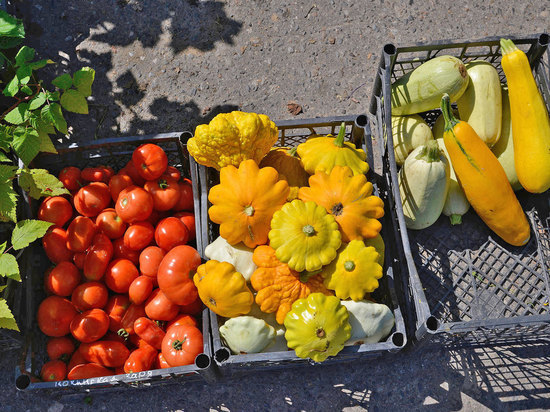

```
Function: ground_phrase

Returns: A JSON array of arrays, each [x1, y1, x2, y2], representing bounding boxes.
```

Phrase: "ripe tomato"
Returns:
[[104, 294, 130, 332], [156, 353, 171, 369], [38, 196, 73, 227], [103, 331, 127, 345], [157, 245, 201, 305], [59, 166, 83, 191], [172, 180, 194, 211], [134, 317, 165, 349], [44, 261, 80, 296], [43, 226, 73, 264], [139, 246, 165, 278], [47, 337, 75, 361], [66, 216, 97, 253], [118, 303, 146, 336], [41, 360, 67, 382], [173, 211, 196, 241], [38, 296, 77, 337], [124, 345, 157, 373], [128, 276, 154, 305], [104, 259, 139, 293], [123, 221, 154, 251], [74, 182, 111, 217], [83, 233, 114, 281], [108, 174, 134, 203], [96, 208, 127, 239], [67, 349, 87, 371], [68, 363, 113, 380], [144, 289, 179, 321], [161, 324, 203, 367], [81, 166, 114, 183], [154, 217, 189, 252], [179, 293, 204, 316], [166, 314, 198, 331], [162, 166, 181, 182], [144, 177, 180, 211], [71, 282, 109, 311], [79, 341, 130, 368], [112, 237, 140, 265], [72, 252, 86, 270], [115, 186, 153, 224], [132, 143, 168, 180], [70, 308, 109, 343], [120, 160, 146, 186]]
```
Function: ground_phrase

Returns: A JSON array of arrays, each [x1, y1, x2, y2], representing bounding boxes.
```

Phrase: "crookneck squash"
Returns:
[[250, 245, 333, 324], [298, 166, 384, 242], [259, 147, 309, 201], [208, 159, 290, 248]]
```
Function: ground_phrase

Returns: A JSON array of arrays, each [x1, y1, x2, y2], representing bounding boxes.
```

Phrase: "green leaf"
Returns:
[[3, 76, 19, 97], [0, 165, 17, 182], [0, 253, 20, 281], [73, 67, 95, 97], [0, 285, 5, 293], [30, 113, 55, 135], [0, 125, 12, 152], [20, 85, 33, 96], [0, 9, 25, 43], [0, 181, 17, 222], [12, 127, 40, 166], [45, 91, 60, 102], [4, 103, 30, 125], [60, 89, 88, 114], [15, 46, 35, 67], [42, 103, 67, 134], [29, 59, 54, 70], [52, 73, 72, 90], [19, 168, 68, 199], [0, 299, 19, 331], [16, 66, 32, 84], [37, 130, 57, 154], [0, 242, 6, 254], [11, 219, 53, 250], [0, 152, 10, 163], [29, 93, 46, 111]]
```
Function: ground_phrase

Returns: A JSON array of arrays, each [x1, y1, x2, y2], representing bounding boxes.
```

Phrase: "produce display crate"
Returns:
[[190, 116, 408, 377], [368, 33, 550, 345], [15, 132, 216, 393]]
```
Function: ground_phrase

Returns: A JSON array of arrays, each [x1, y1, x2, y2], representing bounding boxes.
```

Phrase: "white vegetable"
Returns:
[[219, 316, 276, 354], [391, 115, 433, 166], [247, 302, 288, 352], [204, 236, 256, 281], [341, 300, 395, 344]]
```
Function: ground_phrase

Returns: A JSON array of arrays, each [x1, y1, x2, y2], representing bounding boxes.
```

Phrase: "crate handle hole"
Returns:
[[426, 316, 439, 332], [215, 347, 230, 364], [15, 374, 31, 391], [391, 332, 405, 347], [195, 353, 211, 370], [539, 33, 550, 47], [355, 114, 368, 128], [384, 43, 396, 56], [179, 131, 193, 145]]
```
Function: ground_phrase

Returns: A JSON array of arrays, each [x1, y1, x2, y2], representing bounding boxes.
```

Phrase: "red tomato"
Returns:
[[72, 252, 86, 270], [108, 174, 134, 202], [179, 293, 204, 316], [124, 221, 154, 251], [47, 337, 75, 361], [68, 363, 113, 380], [115, 186, 153, 224], [103, 331, 127, 345], [43, 226, 73, 264], [66, 216, 97, 253], [162, 166, 181, 182], [157, 245, 201, 305], [134, 317, 165, 349], [59, 166, 84, 191], [161, 325, 203, 367], [166, 314, 198, 331], [173, 211, 196, 241], [145, 209, 168, 227], [96, 208, 127, 239], [172, 180, 194, 211], [128, 276, 154, 305], [70, 308, 109, 343], [112, 237, 140, 265], [79, 341, 130, 368], [83, 233, 113, 281], [154, 217, 189, 251], [104, 259, 139, 293], [44, 261, 80, 296], [144, 177, 180, 211], [139, 246, 165, 278], [155, 352, 171, 369], [38, 296, 77, 337], [145, 289, 179, 321], [71, 282, 109, 311], [118, 303, 146, 336], [120, 160, 146, 186], [41, 360, 67, 382], [74, 182, 111, 217], [104, 294, 131, 332], [67, 349, 87, 371], [132, 143, 168, 180], [81, 166, 114, 183], [124, 345, 157, 373], [38, 196, 73, 227]]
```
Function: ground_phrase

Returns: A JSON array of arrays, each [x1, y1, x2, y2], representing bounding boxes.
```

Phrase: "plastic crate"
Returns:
[[368, 33, 550, 345], [190, 116, 408, 376], [15, 132, 217, 393]]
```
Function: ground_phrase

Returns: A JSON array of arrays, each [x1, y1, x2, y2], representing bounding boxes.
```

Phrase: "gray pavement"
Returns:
[[1, 0, 550, 411]]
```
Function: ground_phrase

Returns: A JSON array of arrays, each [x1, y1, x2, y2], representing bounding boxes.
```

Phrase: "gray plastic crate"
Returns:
[[369, 33, 550, 345], [15, 133, 216, 393], [190, 115, 408, 376]]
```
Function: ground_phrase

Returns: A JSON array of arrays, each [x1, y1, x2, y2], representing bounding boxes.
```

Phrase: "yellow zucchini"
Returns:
[[391, 115, 433, 166]]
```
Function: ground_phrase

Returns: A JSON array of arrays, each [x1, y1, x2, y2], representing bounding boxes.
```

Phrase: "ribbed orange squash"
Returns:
[[259, 147, 309, 201]]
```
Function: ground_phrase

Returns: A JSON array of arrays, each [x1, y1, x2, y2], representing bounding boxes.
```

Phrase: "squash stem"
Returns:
[[416, 140, 442, 163], [344, 260, 356, 271], [440, 93, 459, 133], [288, 146, 298, 157], [449, 214, 462, 225], [302, 224, 316, 236], [500, 39, 518, 55], [333, 122, 346, 147], [243, 205, 255, 216], [299, 271, 315, 283]]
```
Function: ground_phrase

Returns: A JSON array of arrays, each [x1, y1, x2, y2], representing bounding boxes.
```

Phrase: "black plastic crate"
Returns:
[[190, 116, 408, 376], [15, 132, 216, 393], [368, 33, 550, 345]]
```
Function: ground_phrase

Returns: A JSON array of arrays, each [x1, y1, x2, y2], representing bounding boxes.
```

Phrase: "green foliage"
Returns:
[[0, 299, 18, 331], [0, 10, 24, 50], [19, 168, 69, 199], [11, 219, 53, 250]]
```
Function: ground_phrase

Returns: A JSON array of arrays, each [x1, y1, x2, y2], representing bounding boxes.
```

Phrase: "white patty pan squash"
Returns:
[[341, 300, 395, 345], [219, 315, 276, 354], [204, 236, 257, 281]]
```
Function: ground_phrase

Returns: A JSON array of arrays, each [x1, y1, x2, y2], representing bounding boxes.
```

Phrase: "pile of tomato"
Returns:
[[36, 143, 204, 382]]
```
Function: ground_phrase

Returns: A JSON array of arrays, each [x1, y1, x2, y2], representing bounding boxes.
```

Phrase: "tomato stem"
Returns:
[[172, 338, 187, 350]]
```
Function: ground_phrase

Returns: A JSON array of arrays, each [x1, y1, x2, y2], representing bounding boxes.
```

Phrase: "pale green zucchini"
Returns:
[[391, 115, 433, 165]]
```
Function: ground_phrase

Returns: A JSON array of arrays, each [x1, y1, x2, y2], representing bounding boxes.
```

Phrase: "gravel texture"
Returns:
[[1, 0, 549, 411]]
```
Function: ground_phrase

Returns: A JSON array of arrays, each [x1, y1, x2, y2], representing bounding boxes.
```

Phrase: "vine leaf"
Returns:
[[19, 168, 68, 199], [73, 67, 95, 97], [3, 76, 19, 97], [11, 219, 53, 250], [0, 253, 20, 281], [0, 299, 19, 331], [29, 93, 46, 111], [60, 89, 88, 114], [37, 131, 57, 154], [4, 102, 29, 125], [42, 103, 67, 134], [14, 45, 35, 67], [0, 181, 17, 222], [52, 73, 72, 90], [12, 127, 39, 166]]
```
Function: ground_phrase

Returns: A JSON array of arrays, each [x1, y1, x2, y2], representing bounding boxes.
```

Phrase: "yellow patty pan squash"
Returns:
[[188, 111, 279, 170], [208, 159, 289, 248], [321, 240, 383, 301], [269, 199, 341, 272], [250, 245, 333, 324], [193, 260, 254, 318], [296, 122, 368, 176], [259, 147, 309, 201], [299, 166, 385, 242], [284, 293, 351, 362]]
